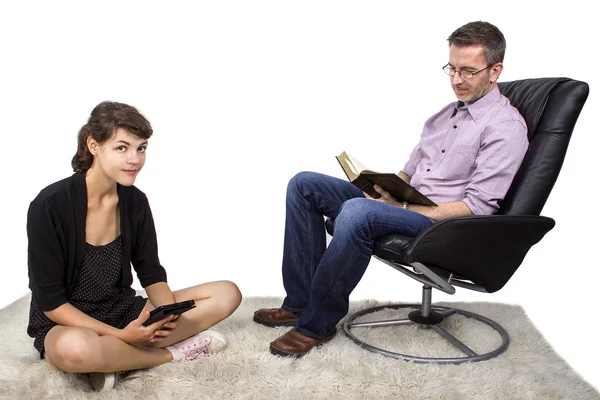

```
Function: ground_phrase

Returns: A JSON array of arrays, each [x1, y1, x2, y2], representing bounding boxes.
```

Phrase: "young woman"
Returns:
[[26, 101, 242, 391]]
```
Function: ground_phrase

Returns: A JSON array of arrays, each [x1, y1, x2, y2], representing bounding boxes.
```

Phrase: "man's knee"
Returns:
[[335, 198, 374, 233], [287, 171, 320, 198]]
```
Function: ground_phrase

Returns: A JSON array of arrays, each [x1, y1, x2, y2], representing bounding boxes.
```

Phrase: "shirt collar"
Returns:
[[462, 85, 501, 122]]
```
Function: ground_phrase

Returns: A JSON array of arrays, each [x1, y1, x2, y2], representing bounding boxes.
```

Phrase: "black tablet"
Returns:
[[142, 299, 196, 327]]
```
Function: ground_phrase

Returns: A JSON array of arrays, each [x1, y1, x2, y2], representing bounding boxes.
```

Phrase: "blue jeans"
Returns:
[[281, 171, 434, 339]]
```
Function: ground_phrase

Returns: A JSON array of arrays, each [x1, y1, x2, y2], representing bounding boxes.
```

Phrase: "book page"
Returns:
[[337, 151, 358, 181], [345, 152, 378, 174]]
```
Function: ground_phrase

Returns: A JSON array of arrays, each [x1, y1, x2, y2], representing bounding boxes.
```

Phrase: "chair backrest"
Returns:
[[497, 78, 589, 215]]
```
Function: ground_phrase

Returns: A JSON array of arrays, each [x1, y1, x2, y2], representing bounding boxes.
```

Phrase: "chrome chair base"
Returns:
[[343, 303, 510, 364]]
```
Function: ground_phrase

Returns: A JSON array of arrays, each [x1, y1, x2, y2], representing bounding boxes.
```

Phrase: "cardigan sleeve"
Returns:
[[27, 201, 69, 312], [130, 196, 168, 287]]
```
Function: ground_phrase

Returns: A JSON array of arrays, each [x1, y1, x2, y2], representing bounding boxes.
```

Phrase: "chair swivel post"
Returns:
[[408, 285, 444, 325]]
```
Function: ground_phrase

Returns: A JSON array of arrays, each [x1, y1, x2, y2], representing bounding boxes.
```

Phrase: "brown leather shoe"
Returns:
[[269, 327, 337, 358], [253, 307, 300, 327]]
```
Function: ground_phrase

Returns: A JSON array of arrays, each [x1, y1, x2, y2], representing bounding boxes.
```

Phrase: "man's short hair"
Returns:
[[448, 21, 506, 65]]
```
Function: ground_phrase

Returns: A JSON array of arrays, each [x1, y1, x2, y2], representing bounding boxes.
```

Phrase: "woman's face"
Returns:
[[88, 128, 148, 186]]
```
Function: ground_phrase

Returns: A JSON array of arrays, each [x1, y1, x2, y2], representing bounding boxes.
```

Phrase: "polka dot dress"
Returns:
[[27, 235, 147, 358]]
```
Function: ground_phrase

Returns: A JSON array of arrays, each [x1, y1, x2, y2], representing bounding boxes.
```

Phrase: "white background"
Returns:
[[1, 0, 598, 392]]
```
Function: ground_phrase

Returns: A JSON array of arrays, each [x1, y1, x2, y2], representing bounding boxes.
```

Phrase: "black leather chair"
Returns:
[[326, 78, 589, 364]]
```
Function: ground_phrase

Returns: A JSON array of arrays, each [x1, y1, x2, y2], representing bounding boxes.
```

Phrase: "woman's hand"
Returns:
[[146, 315, 180, 343], [117, 312, 176, 344]]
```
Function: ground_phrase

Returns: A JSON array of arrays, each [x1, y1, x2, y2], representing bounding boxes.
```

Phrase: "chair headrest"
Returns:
[[497, 78, 589, 215]]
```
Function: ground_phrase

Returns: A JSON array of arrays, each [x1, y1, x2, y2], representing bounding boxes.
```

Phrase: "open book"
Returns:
[[336, 151, 437, 206]]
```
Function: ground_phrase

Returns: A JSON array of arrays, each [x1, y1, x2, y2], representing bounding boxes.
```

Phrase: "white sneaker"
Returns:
[[167, 330, 227, 362], [88, 372, 117, 391], [202, 329, 227, 353]]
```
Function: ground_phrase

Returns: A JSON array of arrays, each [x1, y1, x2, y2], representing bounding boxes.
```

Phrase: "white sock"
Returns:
[[166, 345, 183, 362]]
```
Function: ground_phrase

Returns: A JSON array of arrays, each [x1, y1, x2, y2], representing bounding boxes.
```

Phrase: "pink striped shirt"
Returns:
[[402, 86, 528, 215]]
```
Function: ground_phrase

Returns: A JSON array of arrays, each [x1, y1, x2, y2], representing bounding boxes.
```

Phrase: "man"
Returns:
[[254, 21, 528, 357]]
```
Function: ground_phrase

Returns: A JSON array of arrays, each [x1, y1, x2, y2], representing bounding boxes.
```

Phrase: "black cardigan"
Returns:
[[27, 173, 168, 312]]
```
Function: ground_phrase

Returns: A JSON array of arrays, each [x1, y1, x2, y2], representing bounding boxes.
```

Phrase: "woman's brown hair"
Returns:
[[71, 101, 153, 173]]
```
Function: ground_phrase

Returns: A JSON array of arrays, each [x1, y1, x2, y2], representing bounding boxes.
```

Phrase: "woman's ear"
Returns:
[[87, 136, 98, 156]]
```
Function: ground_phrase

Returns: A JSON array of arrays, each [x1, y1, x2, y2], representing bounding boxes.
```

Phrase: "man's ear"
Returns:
[[490, 62, 503, 83]]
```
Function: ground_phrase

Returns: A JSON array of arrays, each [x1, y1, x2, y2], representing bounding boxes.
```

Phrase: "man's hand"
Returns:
[[117, 311, 177, 344], [365, 183, 473, 221], [364, 184, 401, 207]]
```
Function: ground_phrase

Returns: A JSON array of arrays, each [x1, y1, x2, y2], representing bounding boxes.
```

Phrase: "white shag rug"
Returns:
[[0, 295, 598, 400]]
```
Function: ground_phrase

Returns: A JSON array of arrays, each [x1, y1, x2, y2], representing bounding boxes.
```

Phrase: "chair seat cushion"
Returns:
[[374, 233, 472, 282], [373, 233, 414, 263]]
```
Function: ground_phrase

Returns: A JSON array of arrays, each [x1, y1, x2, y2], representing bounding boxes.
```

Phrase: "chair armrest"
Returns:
[[403, 215, 555, 292]]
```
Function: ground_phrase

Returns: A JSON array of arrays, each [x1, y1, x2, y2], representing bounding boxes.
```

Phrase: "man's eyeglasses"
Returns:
[[442, 64, 492, 79]]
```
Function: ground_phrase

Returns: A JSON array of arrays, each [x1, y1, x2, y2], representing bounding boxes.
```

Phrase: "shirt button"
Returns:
[[442, 150, 446, 153], [426, 168, 431, 172], [453, 125, 457, 129]]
